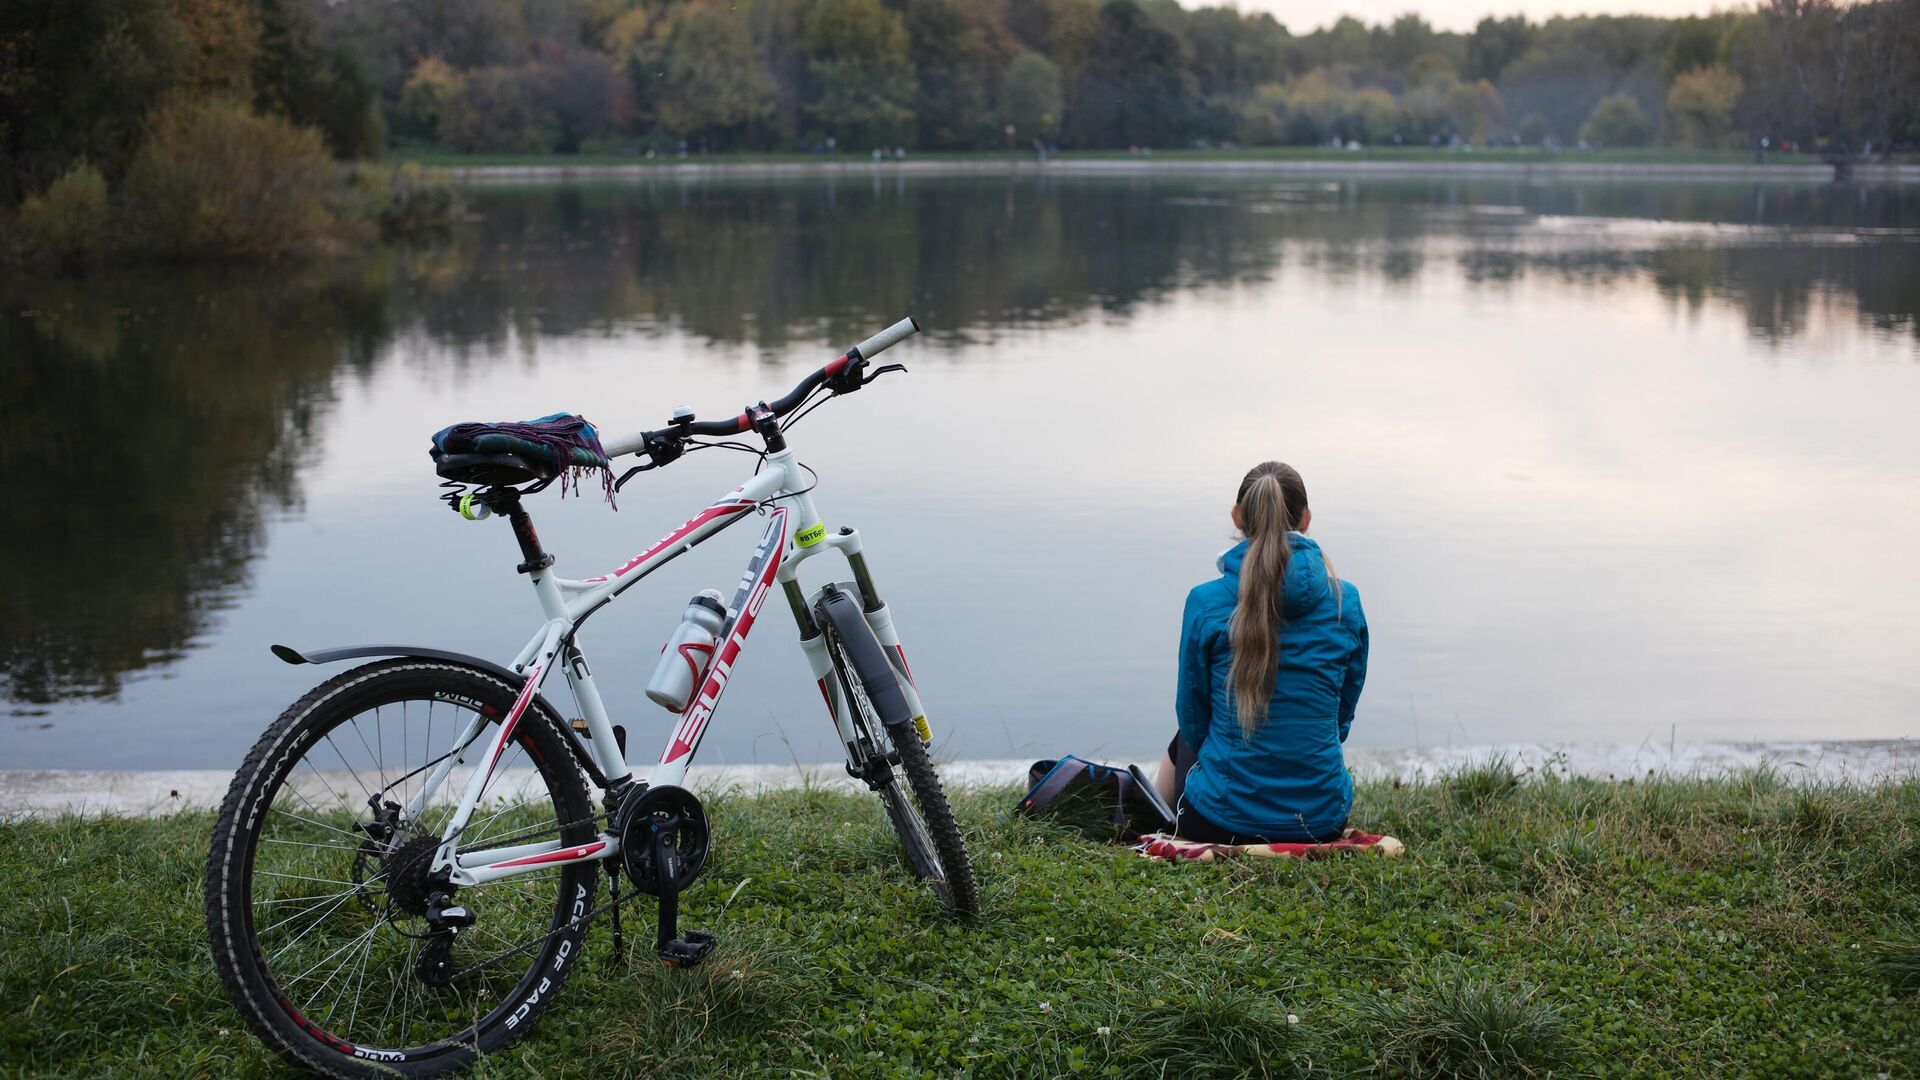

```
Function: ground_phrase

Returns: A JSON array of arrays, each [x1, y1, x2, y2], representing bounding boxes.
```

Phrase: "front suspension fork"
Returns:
[[784, 532, 930, 768]]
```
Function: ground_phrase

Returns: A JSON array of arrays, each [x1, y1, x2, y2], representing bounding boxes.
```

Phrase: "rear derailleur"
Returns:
[[412, 893, 474, 988], [352, 796, 473, 987]]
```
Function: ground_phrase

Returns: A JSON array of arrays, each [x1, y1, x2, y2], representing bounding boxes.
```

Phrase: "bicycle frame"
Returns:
[[414, 441, 926, 888]]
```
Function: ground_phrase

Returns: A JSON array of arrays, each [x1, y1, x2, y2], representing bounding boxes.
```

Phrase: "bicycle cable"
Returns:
[[758, 461, 820, 507], [370, 725, 492, 805], [779, 384, 836, 432]]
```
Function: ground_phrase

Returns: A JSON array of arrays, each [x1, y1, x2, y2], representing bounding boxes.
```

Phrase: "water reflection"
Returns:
[[2, 174, 1915, 763], [0, 263, 392, 704]]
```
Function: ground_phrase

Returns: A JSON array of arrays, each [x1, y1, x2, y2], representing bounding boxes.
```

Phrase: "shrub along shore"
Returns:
[[6, 98, 463, 268], [3, 767, 1915, 1076]]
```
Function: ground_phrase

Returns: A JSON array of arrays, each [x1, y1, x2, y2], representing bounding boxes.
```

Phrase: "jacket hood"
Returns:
[[1217, 535, 1332, 618]]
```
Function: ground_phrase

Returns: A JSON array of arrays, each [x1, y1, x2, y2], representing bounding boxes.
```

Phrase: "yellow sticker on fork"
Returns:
[[911, 714, 933, 743], [795, 523, 827, 548]]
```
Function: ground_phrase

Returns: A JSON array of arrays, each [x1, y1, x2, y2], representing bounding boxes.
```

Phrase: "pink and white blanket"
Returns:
[[1137, 828, 1406, 862]]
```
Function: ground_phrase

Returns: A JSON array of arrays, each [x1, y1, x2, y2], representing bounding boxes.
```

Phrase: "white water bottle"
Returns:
[[645, 590, 727, 712]]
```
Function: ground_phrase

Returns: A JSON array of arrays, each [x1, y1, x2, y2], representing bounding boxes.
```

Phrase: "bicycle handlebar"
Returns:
[[601, 316, 919, 458]]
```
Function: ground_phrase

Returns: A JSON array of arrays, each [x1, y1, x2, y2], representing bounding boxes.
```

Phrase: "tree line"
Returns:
[[3, 0, 1918, 250], [309, 0, 1920, 156]]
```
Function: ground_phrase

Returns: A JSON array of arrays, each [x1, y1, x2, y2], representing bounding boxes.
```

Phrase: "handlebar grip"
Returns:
[[852, 316, 920, 360], [602, 431, 646, 457]]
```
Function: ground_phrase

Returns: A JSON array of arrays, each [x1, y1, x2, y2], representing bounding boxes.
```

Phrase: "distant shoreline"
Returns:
[[417, 154, 1920, 185], [5, 739, 1911, 818]]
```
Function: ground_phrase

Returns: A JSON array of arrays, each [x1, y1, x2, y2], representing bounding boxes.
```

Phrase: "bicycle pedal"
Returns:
[[659, 930, 717, 968]]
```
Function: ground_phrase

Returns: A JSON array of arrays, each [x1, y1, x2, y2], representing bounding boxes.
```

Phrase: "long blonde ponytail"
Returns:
[[1228, 462, 1308, 737]]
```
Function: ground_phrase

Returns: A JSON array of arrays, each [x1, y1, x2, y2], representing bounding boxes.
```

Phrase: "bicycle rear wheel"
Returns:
[[205, 660, 597, 1078], [817, 594, 980, 916]]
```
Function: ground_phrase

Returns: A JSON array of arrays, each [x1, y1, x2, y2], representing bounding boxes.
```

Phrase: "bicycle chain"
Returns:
[[433, 809, 653, 983], [443, 860, 647, 982], [331, 803, 624, 984]]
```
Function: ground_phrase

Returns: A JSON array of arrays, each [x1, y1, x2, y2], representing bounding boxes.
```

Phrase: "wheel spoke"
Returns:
[[325, 731, 378, 803], [220, 673, 591, 1057], [260, 836, 357, 854], [290, 921, 382, 1008], [278, 785, 357, 836], [298, 757, 356, 815], [263, 882, 376, 965], [256, 870, 365, 888], [259, 887, 376, 938]]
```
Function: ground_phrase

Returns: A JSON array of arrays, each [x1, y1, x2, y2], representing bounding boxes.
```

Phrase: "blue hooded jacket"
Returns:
[[1175, 535, 1368, 840]]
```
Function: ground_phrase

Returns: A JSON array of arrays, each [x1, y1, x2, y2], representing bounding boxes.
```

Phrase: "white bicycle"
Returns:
[[205, 318, 975, 1078]]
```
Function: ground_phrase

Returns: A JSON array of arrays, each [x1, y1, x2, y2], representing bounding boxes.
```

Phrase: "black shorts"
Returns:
[[1166, 733, 1346, 845]]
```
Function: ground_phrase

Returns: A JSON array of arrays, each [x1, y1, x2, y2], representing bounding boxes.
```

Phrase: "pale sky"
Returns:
[[1235, 0, 1743, 33]]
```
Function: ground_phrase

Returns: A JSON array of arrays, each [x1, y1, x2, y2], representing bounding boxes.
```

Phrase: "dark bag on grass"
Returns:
[[1015, 756, 1176, 840]]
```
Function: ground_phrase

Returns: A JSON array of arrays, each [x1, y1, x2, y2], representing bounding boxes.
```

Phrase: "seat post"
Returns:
[[488, 489, 554, 575]]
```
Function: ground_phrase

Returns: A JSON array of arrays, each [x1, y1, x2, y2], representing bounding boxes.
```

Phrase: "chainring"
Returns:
[[616, 785, 710, 897]]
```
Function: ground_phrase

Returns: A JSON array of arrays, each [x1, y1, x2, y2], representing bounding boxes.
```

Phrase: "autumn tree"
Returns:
[[1662, 15, 1725, 78], [1377, 13, 1443, 72], [906, 0, 1019, 149], [1071, 0, 1195, 147], [1186, 7, 1288, 97], [1446, 78, 1503, 140], [1003, 51, 1064, 139], [1005, 0, 1102, 82], [1, 0, 200, 197], [169, 0, 261, 95], [1581, 92, 1651, 146], [437, 66, 556, 152], [656, 2, 777, 146], [1464, 15, 1532, 82], [397, 57, 462, 141], [802, 0, 917, 147], [254, 0, 384, 158], [1665, 65, 1742, 147]]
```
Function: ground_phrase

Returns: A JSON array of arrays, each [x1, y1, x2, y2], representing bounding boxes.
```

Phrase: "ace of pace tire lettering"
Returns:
[[206, 317, 977, 1079], [505, 882, 590, 1031]]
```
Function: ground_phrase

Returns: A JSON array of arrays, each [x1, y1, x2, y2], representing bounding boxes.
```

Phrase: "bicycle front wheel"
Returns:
[[205, 659, 598, 1078], [817, 594, 979, 916]]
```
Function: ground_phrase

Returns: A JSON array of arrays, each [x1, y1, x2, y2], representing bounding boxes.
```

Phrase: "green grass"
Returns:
[[1444, 754, 1523, 810], [4, 772, 1919, 1077], [393, 146, 1861, 170]]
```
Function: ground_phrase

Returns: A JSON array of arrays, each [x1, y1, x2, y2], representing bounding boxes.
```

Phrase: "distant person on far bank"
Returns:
[[1154, 462, 1368, 843]]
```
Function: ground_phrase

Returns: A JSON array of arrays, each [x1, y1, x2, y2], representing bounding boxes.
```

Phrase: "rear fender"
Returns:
[[271, 643, 607, 787]]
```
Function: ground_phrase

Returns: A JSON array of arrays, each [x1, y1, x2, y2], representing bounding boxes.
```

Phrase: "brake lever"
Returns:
[[859, 363, 907, 387], [615, 431, 688, 491], [613, 462, 652, 492]]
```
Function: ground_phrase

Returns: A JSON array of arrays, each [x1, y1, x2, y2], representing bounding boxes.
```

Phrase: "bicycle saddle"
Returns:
[[430, 412, 611, 488]]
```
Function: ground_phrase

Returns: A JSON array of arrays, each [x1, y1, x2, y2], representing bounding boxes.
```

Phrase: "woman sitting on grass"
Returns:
[[1153, 461, 1369, 843]]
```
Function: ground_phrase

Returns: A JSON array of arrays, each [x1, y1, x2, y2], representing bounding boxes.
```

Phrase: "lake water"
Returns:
[[4, 172, 1918, 771]]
